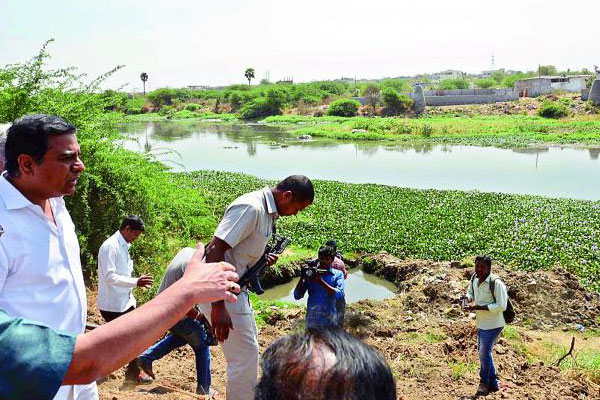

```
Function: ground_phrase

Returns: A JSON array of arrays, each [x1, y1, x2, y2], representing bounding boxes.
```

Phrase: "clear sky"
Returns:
[[1, 0, 598, 90]]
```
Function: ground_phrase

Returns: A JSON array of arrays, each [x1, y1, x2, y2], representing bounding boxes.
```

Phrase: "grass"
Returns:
[[449, 361, 478, 381], [262, 115, 600, 147]]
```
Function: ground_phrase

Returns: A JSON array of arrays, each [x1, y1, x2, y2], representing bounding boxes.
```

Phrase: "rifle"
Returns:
[[238, 235, 290, 295]]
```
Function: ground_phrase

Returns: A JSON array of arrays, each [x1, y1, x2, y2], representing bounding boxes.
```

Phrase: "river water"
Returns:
[[122, 121, 600, 200], [261, 269, 398, 304]]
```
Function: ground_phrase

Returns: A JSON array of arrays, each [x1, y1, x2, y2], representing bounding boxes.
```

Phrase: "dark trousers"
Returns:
[[100, 306, 139, 379]]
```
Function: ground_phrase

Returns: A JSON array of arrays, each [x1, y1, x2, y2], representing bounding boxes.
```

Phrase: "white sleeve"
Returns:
[[98, 243, 138, 288], [488, 280, 508, 313], [214, 204, 259, 248]]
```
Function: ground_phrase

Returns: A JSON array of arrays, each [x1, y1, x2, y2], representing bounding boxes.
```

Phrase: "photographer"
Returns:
[[294, 246, 345, 329]]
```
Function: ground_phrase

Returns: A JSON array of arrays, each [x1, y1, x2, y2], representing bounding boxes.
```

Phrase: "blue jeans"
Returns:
[[139, 318, 211, 394], [477, 327, 503, 389]]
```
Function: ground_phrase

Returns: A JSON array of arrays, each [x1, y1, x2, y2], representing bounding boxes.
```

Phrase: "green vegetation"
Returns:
[[184, 170, 600, 291], [449, 361, 478, 381], [327, 98, 361, 117], [0, 42, 212, 282], [438, 78, 469, 90], [240, 88, 284, 119], [546, 342, 600, 384], [262, 115, 600, 147], [538, 101, 570, 119], [381, 87, 413, 115]]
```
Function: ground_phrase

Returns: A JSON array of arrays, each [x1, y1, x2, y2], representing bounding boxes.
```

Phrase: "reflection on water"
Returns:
[[121, 121, 600, 200], [261, 269, 398, 304]]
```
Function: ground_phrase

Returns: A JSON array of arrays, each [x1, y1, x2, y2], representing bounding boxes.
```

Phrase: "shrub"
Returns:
[[475, 78, 497, 89], [239, 88, 284, 119], [125, 97, 146, 115], [327, 99, 360, 117], [381, 87, 413, 115], [538, 101, 569, 119], [439, 78, 469, 90], [185, 103, 200, 112]]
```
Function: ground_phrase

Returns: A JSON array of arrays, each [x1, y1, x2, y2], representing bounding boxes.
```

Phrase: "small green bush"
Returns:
[[124, 97, 146, 115], [538, 101, 569, 119], [185, 103, 200, 111], [327, 99, 360, 117], [239, 89, 284, 119], [381, 87, 413, 115]]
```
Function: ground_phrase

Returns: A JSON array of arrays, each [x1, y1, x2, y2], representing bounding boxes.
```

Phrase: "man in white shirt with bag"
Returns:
[[462, 255, 509, 397], [97, 215, 153, 382]]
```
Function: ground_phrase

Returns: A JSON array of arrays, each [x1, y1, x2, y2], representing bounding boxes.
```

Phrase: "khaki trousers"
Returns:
[[199, 292, 259, 400]]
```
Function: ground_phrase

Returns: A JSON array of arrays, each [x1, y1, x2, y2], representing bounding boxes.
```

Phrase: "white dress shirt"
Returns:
[[97, 230, 138, 312], [0, 173, 97, 400]]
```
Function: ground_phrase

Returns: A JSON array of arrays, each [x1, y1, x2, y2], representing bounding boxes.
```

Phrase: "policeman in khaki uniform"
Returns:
[[199, 175, 314, 400]]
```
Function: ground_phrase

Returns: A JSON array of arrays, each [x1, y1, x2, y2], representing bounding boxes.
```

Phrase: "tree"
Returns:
[[475, 78, 497, 89], [245, 68, 255, 86], [140, 72, 148, 95], [381, 87, 413, 115], [363, 85, 381, 114], [538, 65, 557, 76]]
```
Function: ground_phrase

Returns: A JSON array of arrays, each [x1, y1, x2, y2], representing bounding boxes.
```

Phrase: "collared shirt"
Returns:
[[0, 309, 76, 400], [294, 268, 345, 329], [0, 173, 87, 334], [0, 173, 95, 400], [466, 273, 508, 330], [97, 230, 138, 312], [214, 187, 277, 314], [332, 256, 347, 279]]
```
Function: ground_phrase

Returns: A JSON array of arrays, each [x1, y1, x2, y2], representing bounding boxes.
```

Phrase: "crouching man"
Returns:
[[294, 246, 345, 329], [462, 255, 508, 397]]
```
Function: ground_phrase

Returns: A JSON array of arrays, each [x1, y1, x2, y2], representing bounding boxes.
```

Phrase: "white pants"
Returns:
[[54, 383, 98, 400], [200, 292, 259, 400]]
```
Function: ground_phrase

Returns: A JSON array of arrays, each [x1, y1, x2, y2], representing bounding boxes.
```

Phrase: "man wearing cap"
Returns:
[[200, 175, 314, 400]]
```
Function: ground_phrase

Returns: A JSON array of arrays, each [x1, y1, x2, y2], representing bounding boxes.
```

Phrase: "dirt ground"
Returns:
[[93, 255, 600, 400]]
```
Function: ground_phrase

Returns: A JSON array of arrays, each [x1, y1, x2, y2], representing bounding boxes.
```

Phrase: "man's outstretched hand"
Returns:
[[183, 242, 241, 304]]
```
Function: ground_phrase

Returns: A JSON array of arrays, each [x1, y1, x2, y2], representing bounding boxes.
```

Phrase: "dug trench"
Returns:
[[93, 253, 600, 400]]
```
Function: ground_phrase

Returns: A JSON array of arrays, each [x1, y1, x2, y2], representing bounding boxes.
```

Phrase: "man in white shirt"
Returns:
[[200, 175, 314, 400], [97, 215, 153, 382], [0, 114, 97, 399], [463, 255, 508, 397]]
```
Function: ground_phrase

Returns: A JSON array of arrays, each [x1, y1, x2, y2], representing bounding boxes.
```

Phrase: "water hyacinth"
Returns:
[[186, 170, 600, 291]]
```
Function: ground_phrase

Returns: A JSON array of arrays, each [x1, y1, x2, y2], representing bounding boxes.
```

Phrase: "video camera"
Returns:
[[300, 259, 329, 279]]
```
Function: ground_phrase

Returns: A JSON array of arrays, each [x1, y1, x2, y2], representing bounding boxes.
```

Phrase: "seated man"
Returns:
[[294, 246, 345, 329], [137, 247, 215, 397], [254, 329, 396, 400]]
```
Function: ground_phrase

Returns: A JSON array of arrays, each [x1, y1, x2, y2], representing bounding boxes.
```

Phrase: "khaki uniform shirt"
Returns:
[[214, 187, 277, 314]]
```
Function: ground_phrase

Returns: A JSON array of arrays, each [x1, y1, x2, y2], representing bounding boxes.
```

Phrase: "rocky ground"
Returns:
[[425, 93, 597, 117], [94, 254, 600, 400]]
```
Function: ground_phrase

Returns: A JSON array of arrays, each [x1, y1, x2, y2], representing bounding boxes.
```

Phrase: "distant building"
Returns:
[[430, 70, 464, 82], [187, 85, 210, 90], [514, 75, 592, 97]]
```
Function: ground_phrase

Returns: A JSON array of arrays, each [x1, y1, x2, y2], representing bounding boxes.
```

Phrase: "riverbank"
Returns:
[[263, 114, 600, 147], [181, 170, 600, 291], [95, 254, 600, 399]]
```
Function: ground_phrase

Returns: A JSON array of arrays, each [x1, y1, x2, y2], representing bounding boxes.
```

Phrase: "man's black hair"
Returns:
[[276, 175, 314, 203], [120, 215, 145, 232], [318, 245, 336, 259], [324, 240, 337, 252], [5, 114, 77, 177], [475, 255, 492, 269], [255, 329, 396, 400]]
